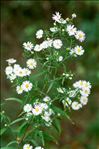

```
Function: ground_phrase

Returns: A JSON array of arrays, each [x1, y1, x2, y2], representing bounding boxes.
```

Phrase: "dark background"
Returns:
[[1, 1, 99, 149]]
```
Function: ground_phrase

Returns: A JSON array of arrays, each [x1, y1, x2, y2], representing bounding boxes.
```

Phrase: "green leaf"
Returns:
[[10, 117, 25, 126], [18, 122, 29, 138], [38, 131, 45, 146], [53, 106, 66, 117], [7, 141, 18, 147], [1, 147, 14, 149], [47, 82, 54, 93], [0, 128, 7, 136], [5, 98, 22, 104], [53, 119, 61, 134], [43, 132, 58, 143]]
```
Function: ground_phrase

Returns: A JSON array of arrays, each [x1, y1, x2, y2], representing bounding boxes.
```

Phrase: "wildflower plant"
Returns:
[[1, 12, 92, 149]]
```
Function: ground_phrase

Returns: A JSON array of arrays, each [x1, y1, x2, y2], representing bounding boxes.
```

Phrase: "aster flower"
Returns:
[[74, 45, 84, 56], [6, 58, 16, 64], [57, 56, 63, 62], [26, 59, 37, 69], [5, 66, 13, 75], [43, 96, 51, 102], [35, 147, 44, 149], [71, 101, 82, 110], [32, 104, 43, 116], [53, 39, 63, 49], [16, 85, 23, 94], [23, 144, 33, 149], [36, 29, 43, 39], [52, 12, 61, 23], [34, 44, 42, 52], [75, 30, 85, 42], [22, 81, 33, 92], [23, 104, 32, 113], [66, 25, 77, 36], [72, 13, 77, 18], [23, 42, 34, 51], [80, 96, 88, 105]]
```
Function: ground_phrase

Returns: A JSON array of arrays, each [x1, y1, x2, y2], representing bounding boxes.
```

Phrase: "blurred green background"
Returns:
[[1, 1, 99, 149]]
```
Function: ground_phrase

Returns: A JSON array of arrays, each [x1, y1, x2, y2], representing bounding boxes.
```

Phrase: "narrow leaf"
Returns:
[[10, 117, 25, 126], [0, 128, 7, 136], [7, 141, 18, 147], [5, 98, 22, 104]]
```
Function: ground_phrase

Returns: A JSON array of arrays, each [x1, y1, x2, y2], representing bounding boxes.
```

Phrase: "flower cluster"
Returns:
[[4, 12, 92, 149], [16, 81, 32, 94], [24, 96, 54, 126], [62, 80, 91, 110], [22, 12, 85, 59], [23, 144, 44, 149], [5, 58, 37, 83]]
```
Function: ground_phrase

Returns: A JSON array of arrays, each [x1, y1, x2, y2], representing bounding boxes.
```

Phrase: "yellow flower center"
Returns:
[[79, 34, 83, 38], [26, 147, 30, 149], [85, 90, 88, 94], [19, 71, 23, 74], [35, 107, 39, 112], [80, 81, 83, 85], [25, 84, 29, 88], [77, 48, 81, 52]]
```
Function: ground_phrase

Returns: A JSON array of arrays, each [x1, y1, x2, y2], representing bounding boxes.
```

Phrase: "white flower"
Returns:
[[13, 64, 21, 74], [80, 96, 88, 105], [6, 58, 16, 64], [36, 29, 43, 39], [66, 25, 77, 36], [50, 27, 58, 32], [53, 39, 63, 49], [69, 48, 75, 56], [73, 80, 84, 89], [66, 18, 69, 21], [74, 45, 84, 56], [72, 13, 77, 18], [32, 104, 43, 116], [75, 30, 85, 42], [42, 114, 51, 122], [27, 59, 37, 69], [34, 44, 42, 52], [40, 41, 49, 49], [43, 96, 51, 102], [16, 67, 31, 77], [41, 103, 48, 110], [69, 90, 77, 97], [5, 66, 13, 75], [80, 88, 90, 97], [24, 104, 32, 113], [22, 81, 32, 92], [16, 86, 23, 94], [8, 73, 16, 82], [60, 18, 66, 24], [23, 68, 31, 76], [52, 12, 61, 23], [35, 147, 44, 149], [23, 42, 33, 51], [58, 56, 63, 62], [82, 81, 91, 90], [23, 144, 33, 149], [71, 101, 82, 110], [73, 80, 91, 90], [16, 67, 25, 77], [47, 109, 54, 116], [47, 39, 53, 47]]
